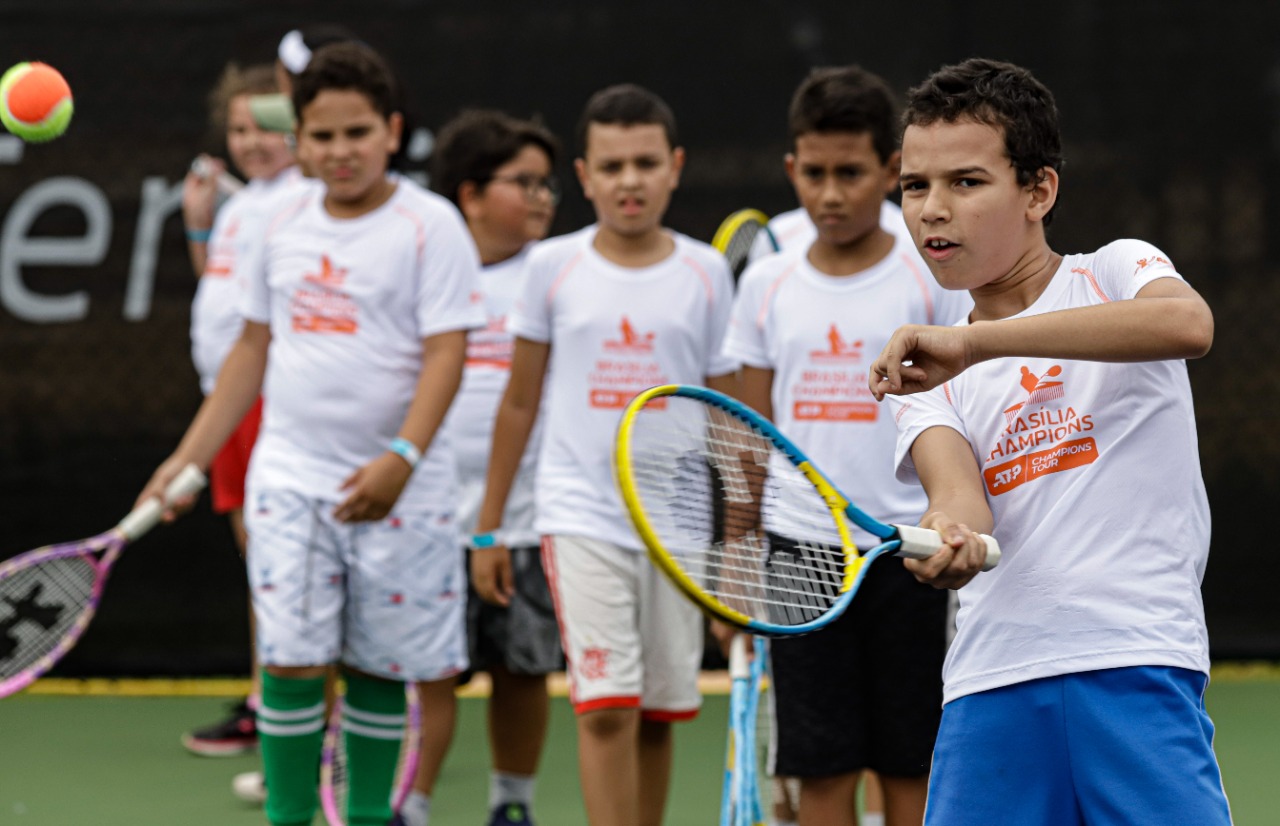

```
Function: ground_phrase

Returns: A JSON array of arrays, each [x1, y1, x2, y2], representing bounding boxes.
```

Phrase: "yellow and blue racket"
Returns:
[[721, 634, 771, 826], [614, 385, 1000, 636], [712, 209, 778, 281]]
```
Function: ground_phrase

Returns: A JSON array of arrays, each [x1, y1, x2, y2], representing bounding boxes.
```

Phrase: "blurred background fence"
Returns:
[[1, 0, 1276, 676]]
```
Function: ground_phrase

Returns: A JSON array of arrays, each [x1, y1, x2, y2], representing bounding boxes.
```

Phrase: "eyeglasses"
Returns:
[[488, 172, 561, 204]]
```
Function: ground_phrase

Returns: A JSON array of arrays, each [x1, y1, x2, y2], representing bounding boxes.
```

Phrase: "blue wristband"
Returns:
[[468, 531, 500, 551], [388, 437, 422, 468], [185, 227, 212, 242]]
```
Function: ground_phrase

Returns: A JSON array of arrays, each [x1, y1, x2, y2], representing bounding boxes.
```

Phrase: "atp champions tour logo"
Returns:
[[809, 324, 863, 362], [983, 365, 1098, 496]]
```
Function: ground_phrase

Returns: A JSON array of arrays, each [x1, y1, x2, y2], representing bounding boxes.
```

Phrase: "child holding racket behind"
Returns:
[[872, 58, 1230, 825], [140, 43, 483, 826], [723, 66, 970, 826], [428, 109, 564, 826], [473, 84, 738, 826]]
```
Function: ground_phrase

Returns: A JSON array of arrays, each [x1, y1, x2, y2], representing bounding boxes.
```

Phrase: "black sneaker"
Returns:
[[181, 698, 258, 757], [487, 803, 534, 826]]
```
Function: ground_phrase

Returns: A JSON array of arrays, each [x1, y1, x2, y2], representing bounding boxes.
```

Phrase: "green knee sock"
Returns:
[[258, 672, 327, 826], [343, 672, 408, 826]]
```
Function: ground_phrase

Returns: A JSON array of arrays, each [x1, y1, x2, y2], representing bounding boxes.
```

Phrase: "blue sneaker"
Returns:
[[487, 803, 534, 826]]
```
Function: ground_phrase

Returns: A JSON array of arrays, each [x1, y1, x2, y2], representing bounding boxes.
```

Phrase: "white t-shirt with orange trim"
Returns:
[[440, 244, 541, 547], [746, 202, 914, 265], [888, 239, 1211, 704], [511, 226, 740, 550], [725, 234, 971, 548], [190, 167, 309, 394], [242, 179, 485, 511]]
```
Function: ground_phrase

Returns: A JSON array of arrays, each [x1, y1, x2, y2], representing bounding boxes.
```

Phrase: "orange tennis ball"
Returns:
[[0, 62, 74, 142]]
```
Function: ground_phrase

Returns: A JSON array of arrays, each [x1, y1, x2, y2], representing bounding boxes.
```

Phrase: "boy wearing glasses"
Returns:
[[429, 109, 564, 826]]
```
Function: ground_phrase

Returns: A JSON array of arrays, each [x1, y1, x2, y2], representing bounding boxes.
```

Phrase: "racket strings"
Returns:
[[722, 222, 763, 278], [627, 397, 849, 628], [0, 552, 100, 677]]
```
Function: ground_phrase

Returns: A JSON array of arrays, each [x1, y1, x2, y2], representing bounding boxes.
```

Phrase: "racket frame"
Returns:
[[615, 385, 999, 635]]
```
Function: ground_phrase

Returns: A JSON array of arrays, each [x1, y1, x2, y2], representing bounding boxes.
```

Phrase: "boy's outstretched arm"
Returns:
[[905, 425, 996, 590], [870, 278, 1214, 399], [472, 337, 550, 607], [335, 329, 467, 523], [138, 320, 271, 514]]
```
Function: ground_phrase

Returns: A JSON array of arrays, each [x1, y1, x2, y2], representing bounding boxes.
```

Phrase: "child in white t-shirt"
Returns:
[[871, 58, 1230, 826], [724, 66, 969, 826], [474, 84, 738, 826], [139, 43, 483, 826], [429, 109, 563, 826]]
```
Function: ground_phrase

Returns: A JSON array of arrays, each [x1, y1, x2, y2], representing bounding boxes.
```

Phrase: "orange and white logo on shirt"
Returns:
[[603, 316, 655, 354], [589, 317, 666, 409], [791, 323, 876, 422], [809, 324, 864, 362], [984, 365, 1098, 496], [291, 253, 359, 334], [465, 314, 513, 370], [204, 216, 241, 279]]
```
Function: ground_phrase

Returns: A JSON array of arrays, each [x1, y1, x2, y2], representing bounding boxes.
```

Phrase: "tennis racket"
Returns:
[[712, 209, 778, 280], [0, 464, 207, 698], [721, 634, 772, 826], [614, 385, 1000, 636], [320, 681, 422, 826]]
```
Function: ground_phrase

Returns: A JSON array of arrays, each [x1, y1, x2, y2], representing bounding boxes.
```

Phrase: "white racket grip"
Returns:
[[728, 634, 750, 680], [893, 524, 1002, 572], [117, 464, 207, 540]]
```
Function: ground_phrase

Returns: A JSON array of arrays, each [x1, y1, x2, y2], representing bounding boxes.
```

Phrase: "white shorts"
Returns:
[[541, 535, 703, 719], [245, 488, 468, 682]]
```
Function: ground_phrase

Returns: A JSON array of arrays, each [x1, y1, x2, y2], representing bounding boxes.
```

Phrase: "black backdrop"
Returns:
[[2, 0, 1276, 676]]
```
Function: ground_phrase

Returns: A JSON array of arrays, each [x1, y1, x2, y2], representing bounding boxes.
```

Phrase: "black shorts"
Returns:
[[465, 544, 564, 677], [768, 533, 948, 778]]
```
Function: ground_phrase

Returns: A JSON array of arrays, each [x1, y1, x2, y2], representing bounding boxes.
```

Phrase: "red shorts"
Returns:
[[209, 397, 263, 514]]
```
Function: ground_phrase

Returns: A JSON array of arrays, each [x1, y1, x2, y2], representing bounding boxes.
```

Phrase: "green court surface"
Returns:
[[1, 675, 1277, 825]]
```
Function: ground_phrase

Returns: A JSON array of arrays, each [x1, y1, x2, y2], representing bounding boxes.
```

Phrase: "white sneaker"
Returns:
[[231, 770, 267, 806]]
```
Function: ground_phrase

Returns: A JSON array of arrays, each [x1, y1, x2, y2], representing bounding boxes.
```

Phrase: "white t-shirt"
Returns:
[[888, 239, 1212, 704], [511, 226, 740, 550], [242, 179, 486, 511], [440, 245, 541, 547], [746, 202, 914, 265], [190, 167, 308, 394], [725, 235, 970, 548]]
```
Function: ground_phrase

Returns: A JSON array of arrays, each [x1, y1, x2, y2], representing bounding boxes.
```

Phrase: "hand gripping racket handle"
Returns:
[[117, 465, 208, 541], [893, 524, 1002, 572]]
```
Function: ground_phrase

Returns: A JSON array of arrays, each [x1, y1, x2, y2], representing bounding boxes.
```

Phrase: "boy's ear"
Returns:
[[784, 153, 797, 186], [883, 149, 903, 195], [386, 112, 404, 156], [670, 146, 686, 185], [458, 180, 482, 221], [574, 157, 592, 200], [1026, 166, 1059, 223]]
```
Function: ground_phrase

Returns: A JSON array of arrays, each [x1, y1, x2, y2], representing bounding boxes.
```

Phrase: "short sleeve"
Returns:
[[721, 262, 773, 369], [887, 384, 969, 484], [239, 218, 273, 325], [703, 254, 740, 378], [416, 205, 485, 338], [1091, 239, 1184, 301], [509, 243, 560, 343]]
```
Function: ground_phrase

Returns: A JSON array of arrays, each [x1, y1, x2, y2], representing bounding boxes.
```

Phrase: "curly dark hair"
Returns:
[[904, 58, 1063, 225]]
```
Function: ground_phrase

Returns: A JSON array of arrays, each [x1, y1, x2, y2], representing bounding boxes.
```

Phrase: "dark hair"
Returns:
[[575, 83, 677, 156], [788, 66, 898, 163], [904, 58, 1064, 225], [431, 110, 560, 207], [208, 63, 278, 131], [292, 42, 400, 123]]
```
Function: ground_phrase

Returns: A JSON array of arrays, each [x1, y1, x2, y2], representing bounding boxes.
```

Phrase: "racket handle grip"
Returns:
[[893, 524, 1002, 572], [118, 464, 208, 540], [728, 634, 750, 679]]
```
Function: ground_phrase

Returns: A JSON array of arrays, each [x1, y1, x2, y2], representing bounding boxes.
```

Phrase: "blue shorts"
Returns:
[[926, 666, 1232, 826]]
